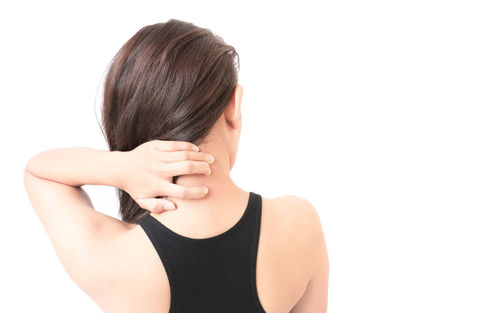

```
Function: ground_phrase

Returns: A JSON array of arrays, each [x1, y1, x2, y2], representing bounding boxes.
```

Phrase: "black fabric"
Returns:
[[137, 191, 266, 313]]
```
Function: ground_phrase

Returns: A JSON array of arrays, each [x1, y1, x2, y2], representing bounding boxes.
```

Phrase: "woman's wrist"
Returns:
[[106, 150, 128, 190]]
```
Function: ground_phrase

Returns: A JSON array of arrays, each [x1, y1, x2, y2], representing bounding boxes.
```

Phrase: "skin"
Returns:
[[23, 84, 329, 312]]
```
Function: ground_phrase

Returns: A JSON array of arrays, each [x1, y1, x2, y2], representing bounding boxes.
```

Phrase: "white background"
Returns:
[[1, 0, 499, 312]]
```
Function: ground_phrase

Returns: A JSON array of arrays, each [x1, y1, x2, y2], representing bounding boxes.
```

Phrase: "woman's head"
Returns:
[[101, 19, 241, 223]]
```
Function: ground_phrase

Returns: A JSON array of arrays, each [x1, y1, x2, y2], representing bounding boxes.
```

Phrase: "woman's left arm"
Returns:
[[23, 140, 213, 293], [24, 146, 134, 248]]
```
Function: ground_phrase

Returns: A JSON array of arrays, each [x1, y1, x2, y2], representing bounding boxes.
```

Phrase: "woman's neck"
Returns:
[[164, 142, 246, 211]]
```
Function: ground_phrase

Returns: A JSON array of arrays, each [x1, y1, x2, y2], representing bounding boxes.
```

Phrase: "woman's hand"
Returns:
[[116, 139, 214, 213]]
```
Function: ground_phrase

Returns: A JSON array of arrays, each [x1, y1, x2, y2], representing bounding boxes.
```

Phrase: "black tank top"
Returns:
[[136, 191, 266, 313]]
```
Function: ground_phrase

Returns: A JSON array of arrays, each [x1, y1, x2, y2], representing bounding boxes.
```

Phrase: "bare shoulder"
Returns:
[[260, 194, 326, 271], [263, 195, 329, 313], [263, 194, 323, 236], [257, 194, 329, 311]]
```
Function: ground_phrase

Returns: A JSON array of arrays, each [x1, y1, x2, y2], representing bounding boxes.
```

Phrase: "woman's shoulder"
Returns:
[[260, 193, 325, 257], [257, 194, 327, 309], [262, 194, 322, 234]]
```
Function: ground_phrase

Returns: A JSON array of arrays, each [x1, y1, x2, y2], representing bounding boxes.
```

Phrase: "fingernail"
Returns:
[[203, 187, 209, 194], [192, 145, 199, 151], [164, 201, 176, 210], [206, 154, 214, 163]]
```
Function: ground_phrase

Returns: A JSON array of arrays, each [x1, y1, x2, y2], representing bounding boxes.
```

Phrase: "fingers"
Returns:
[[153, 140, 199, 152], [163, 160, 211, 177], [163, 183, 209, 199], [136, 197, 177, 213], [156, 150, 214, 164], [147, 140, 212, 201]]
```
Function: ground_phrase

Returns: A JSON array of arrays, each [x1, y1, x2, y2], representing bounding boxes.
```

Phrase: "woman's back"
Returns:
[[87, 191, 328, 313]]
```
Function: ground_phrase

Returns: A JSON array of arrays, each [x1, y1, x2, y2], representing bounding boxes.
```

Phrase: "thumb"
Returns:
[[136, 197, 177, 213]]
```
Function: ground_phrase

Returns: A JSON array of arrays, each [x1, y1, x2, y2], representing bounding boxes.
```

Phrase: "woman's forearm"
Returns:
[[25, 147, 124, 188]]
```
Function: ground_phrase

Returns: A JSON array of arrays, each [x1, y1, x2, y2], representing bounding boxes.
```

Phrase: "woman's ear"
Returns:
[[224, 84, 243, 129]]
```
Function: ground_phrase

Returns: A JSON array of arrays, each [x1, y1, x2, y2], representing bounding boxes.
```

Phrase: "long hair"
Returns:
[[100, 19, 240, 223]]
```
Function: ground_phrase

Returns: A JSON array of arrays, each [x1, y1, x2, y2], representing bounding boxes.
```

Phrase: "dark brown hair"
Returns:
[[100, 19, 240, 223]]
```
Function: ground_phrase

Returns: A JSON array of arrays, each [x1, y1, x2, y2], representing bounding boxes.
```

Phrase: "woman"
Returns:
[[23, 19, 329, 312]]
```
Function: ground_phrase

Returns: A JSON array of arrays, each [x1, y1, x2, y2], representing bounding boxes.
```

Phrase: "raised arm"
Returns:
[[23, 139, 213, 293]]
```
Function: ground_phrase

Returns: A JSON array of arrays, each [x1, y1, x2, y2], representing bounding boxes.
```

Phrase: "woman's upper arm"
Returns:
[[288, 197, 330, 312], [23, 167, 133, 294]]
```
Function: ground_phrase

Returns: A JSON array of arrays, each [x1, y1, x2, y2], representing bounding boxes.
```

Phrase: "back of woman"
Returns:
[[104, 192, 328, 313], [24, 19, 328, 313]]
